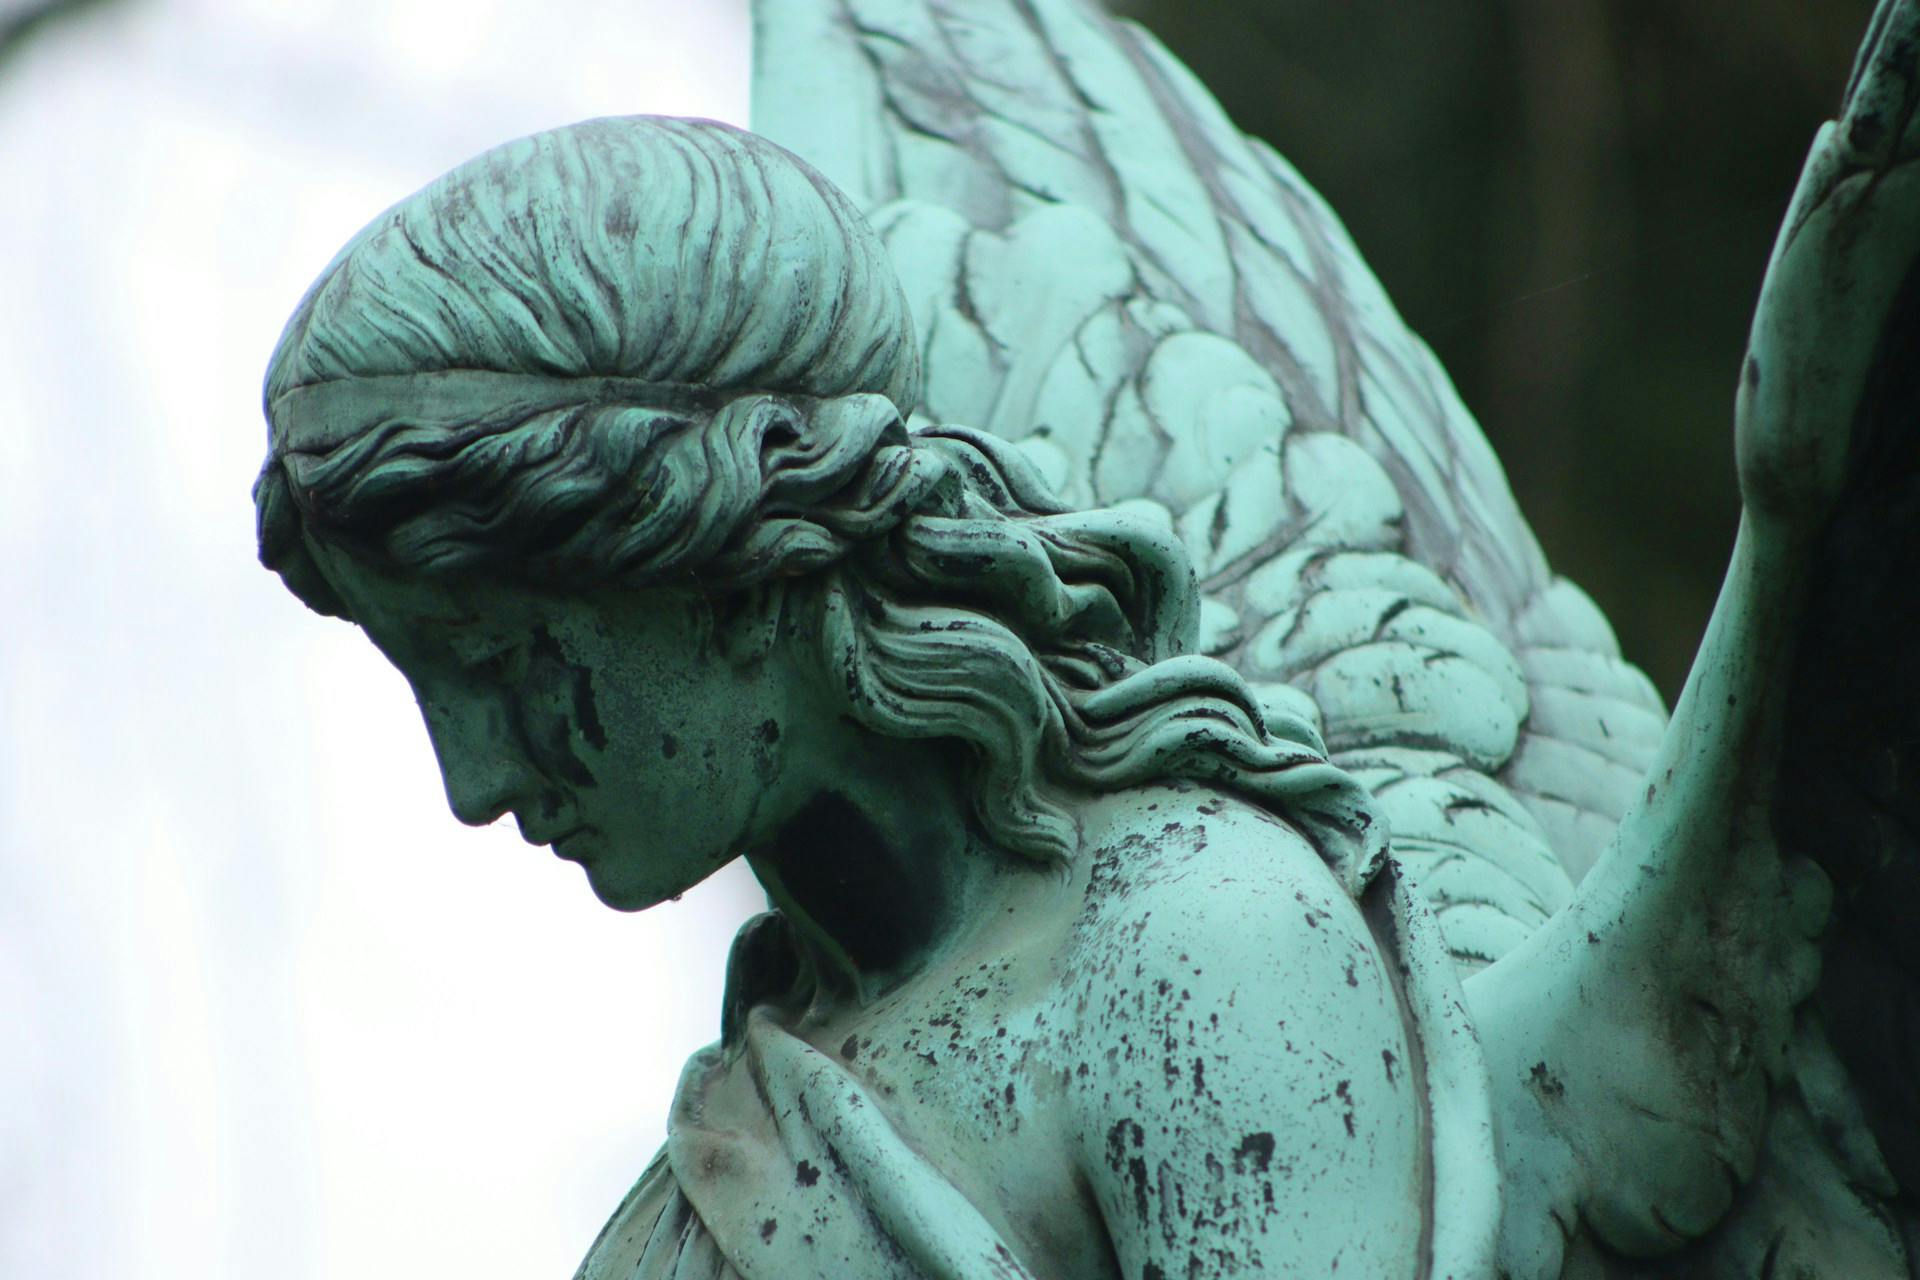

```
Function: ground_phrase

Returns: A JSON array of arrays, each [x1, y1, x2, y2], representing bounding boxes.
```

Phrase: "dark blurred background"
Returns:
[[1127, 0, 1875, 701]]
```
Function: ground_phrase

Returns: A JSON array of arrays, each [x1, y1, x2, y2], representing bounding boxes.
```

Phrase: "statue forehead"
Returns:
[[306, 536, 700, 637]]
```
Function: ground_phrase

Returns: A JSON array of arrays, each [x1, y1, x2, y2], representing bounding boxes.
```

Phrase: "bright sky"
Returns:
[[0, 2, 765, 1276]]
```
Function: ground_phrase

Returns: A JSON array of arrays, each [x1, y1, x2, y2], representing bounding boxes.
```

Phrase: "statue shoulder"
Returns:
[[1057, 786, 1425, 1275]]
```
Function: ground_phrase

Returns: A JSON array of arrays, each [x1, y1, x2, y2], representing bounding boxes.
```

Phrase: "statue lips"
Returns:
[[522, 822, 596, 864], [551, 835, 596, 865]]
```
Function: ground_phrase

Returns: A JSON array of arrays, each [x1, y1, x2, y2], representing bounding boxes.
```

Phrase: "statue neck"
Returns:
[[745, 735, 1026, 1004]]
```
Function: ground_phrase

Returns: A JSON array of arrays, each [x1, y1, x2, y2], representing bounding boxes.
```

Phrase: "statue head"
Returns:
[[255, 116, 1379, 913]]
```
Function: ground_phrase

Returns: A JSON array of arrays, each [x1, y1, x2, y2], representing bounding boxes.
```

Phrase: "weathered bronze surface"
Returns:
[[256, 3, 1920, 1275]]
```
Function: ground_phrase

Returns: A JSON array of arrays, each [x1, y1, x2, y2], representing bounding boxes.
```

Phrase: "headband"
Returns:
[[267, 370, 728, 454]]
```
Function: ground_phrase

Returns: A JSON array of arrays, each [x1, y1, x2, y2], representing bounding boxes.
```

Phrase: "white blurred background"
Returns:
[[0, 2, 767, 1275]]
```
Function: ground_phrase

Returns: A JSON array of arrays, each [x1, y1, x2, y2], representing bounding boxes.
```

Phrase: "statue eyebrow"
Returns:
[[443, 624, 518, 645], [400, 612, 490, 635]]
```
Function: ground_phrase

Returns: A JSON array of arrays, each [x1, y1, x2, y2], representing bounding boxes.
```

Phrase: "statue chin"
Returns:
[[569, 836, 737, 915]]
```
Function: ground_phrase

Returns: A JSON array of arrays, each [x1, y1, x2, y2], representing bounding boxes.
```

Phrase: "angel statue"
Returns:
[[251, 0, 1918, 1274]]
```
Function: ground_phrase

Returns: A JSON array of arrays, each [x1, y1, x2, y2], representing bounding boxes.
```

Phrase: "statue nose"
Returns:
[[415, 689, 537, 827], [440, 750, 533, 827]]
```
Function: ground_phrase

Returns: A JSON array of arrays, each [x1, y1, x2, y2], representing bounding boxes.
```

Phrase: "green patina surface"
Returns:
[[256, 2, 1920, 1275]]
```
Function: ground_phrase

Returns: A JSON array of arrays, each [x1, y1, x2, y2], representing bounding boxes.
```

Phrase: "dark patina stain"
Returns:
[[765, 791, 938, 973], [509, 625, 602, 786], [1107, 1118, 1144, 1164], [1529, 1061, 1567, 1100], [1232, 1131, 1275, 1174], [1127, 1155, 1150, 1221]]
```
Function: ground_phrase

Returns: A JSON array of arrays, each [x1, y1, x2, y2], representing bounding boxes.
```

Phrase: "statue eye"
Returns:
[[453, 637, 527, 684]]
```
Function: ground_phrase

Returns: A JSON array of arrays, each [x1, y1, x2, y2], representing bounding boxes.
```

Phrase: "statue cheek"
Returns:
[[509, 625, 606, 789], [752, 718, 783, 781]]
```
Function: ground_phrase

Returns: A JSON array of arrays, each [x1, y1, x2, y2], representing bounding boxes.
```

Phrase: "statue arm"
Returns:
[[1063, 808, 1425, 1277], [1466, 5, 1920, 1271]]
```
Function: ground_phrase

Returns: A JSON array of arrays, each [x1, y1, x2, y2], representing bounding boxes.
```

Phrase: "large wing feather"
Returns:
[[753, 0, 1655, 970]]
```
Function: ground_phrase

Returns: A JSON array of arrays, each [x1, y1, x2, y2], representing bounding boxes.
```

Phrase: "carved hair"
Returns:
[[256, 117, 1382, 886], [264, 116, 918, 411]]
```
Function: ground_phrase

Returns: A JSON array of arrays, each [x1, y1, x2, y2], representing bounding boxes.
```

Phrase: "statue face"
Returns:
[[307, 542, 804, 910]]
